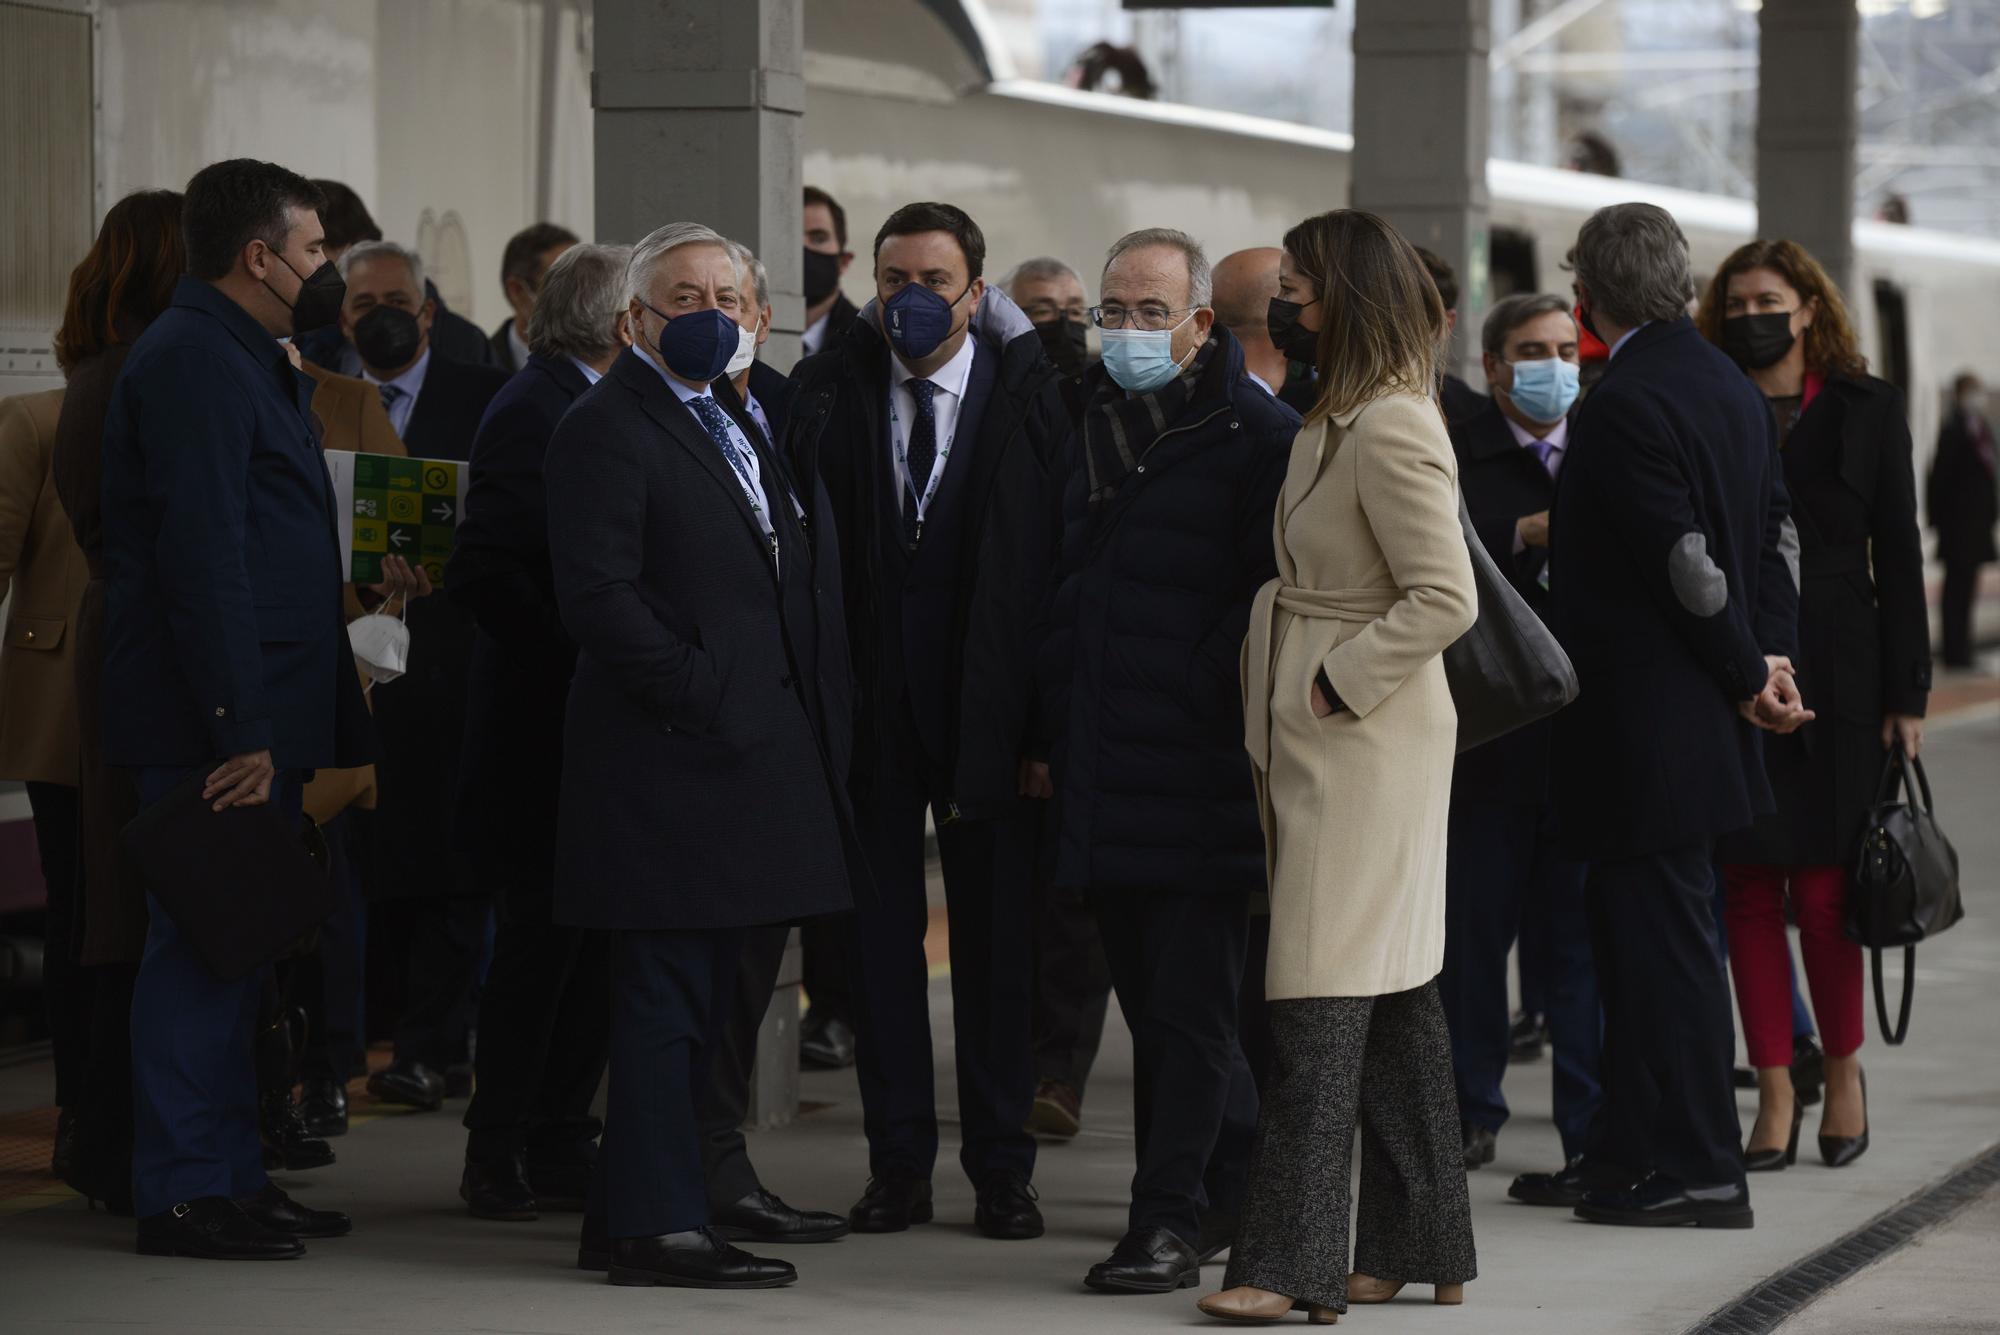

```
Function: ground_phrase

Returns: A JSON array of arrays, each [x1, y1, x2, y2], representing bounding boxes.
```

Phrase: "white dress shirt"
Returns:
[[642, 354, 774, 543], [570, 357, 603, 386], [508, 321, 532, 370], [1608, 322, 1651, 360], [801, 311, 832, 358], [888, 334, 977, 527], [363, 346, 432, 440], [1245, 368, 1276, 398]]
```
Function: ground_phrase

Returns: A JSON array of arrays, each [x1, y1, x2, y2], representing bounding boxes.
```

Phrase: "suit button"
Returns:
[[1230, 420, 1240, 430], [1136, 464, 1147, 474], [215, 707, 227, 717], [22, 630, 32, 643]]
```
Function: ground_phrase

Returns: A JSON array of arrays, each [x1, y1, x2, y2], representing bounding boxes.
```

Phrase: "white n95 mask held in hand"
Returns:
[[348, 606, 411, 687]]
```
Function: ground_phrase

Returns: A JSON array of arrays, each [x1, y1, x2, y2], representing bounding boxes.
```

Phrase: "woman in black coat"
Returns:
[[1699, 240, 1930, 1173]]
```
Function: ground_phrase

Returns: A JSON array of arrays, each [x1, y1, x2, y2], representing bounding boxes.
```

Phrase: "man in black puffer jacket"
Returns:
[[1036, 229, 1296, 1296], [782, 202, 1065, 1243]]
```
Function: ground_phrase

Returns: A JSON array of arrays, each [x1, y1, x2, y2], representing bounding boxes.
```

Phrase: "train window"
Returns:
[[0, 1, 93, 381], [1873, 279, 1911, 397], [1489, 227, 1538, 302]]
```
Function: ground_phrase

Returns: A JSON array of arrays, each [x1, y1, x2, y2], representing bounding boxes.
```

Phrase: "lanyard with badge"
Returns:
[[887, 384, 953, 548]]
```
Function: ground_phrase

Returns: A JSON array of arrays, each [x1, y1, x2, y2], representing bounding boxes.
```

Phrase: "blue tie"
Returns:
[[904, 378, 939, 544], [1530, 439, 1558, 476], [377, 382, 402, 416], [687, 394, 767, 534]]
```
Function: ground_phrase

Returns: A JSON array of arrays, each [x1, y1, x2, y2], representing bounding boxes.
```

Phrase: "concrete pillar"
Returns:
[[1350, 0, 1492, 380], [1757, 0, 1859, 300], [592, 0, 806, 366], [589, 0, 804, 1125]]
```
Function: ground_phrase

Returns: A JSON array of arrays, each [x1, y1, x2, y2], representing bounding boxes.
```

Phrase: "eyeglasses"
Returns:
[[1090, 304, 1196, 331]]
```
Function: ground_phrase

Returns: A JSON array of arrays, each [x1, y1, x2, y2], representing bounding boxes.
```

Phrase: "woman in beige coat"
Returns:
[[1199, 211, 1479, 1326]]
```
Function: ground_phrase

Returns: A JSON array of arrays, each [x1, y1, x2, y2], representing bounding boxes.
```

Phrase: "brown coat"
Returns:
[[0, 389, 88, 786], [298, 362, 405, 822]]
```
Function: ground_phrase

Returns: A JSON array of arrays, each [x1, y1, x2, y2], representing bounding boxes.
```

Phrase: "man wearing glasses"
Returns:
[[781, 202, 1066, 1242]]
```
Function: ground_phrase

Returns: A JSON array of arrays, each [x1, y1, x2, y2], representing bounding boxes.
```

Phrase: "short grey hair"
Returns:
[[1567, 203, 1696, 329], [528, 242, 632, 362], [1001, 256, 1081, 298], [626, 222, 733, 305], [728, 241, 770, 311], [1103, 228, 1212, 308], [339, 239, 426, 298], [1481, 293, 1576, 359]]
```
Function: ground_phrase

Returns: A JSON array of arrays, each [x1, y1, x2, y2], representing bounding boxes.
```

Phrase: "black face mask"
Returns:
[[803, 248, 842, 306], [1721, 312, 1798, 371], [353, 304, 424, 372], [1036, 317, 1091, 377], [1267, 296, 1320, 365], [266, 254, 346, 337]]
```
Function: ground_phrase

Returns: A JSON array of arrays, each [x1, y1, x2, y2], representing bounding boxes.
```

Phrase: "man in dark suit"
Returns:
[[103, 159, 368, 1258], [546, 223, 859, 1289], [449, 242, 626, 1220], [489, 222, 579, 372], [1521, 203, 1810, 1229], [1928, 372, 1998, 668], [1415, 245, 1488, 427], [1442, 295, 1600, 1174], [801, 185, 861, 363], [333, 241, 511, 1114], [783, 202, 1060, 1242]]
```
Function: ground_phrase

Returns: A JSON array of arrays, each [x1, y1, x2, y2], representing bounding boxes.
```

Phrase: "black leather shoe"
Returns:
[[607, 1228, 797, 1289], [713, 1187, 850, 1243], [298, 1078, 349, 1138], [261, 1089, 336, 1171], [138, 1197, 305, 1260], [578, 1218, 611, 1272], [1508, 1011, 1546, 1063], [367, 1059, 445, 1111], [848, 1176, 933, 1233], [237, 1182, 352, 1238], [526, 1159, 592, 1212], [1083, 1226, 1201, 1293], [1508, 1156, 1634, 1208], [800, 1012, 857, 1070], [975, 1171, 1044, 1240], [1818, 1069, 1869, 1168], [1463, 1124, 1498, 1170], [462, 1154, 538, 1221], [1575, 1173, 1754, 1229], [1792, 1034, 1826, 1108], [1745, 1100, 1805, 1173]]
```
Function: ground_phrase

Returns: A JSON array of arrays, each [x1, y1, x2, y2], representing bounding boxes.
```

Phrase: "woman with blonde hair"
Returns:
[[1199, 210, 1477, 1324], [1698, 239, 1927, 1173]]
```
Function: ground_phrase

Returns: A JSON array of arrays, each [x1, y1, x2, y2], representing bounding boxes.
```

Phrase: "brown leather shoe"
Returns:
[[1196, 1286, 1338, 1324], [1346, 1274, 1463, 1305]]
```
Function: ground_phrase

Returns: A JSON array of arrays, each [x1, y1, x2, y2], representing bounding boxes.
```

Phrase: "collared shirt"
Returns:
[[641, 352, 773, 541], [888, 334, 977, 525], [508, 321, 532, 371], [744, 389, 774, 447], [570, 356, 603, 386], [1608, 322, 1651, 361], [1245, 369, 1276, 398], [362, 346, 432, 440], [801, 311, 832, 358], [1507, 414, 1569, 555]]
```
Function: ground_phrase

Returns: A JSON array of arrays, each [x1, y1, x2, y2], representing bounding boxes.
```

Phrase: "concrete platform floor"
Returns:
[[1, 710, 1996, 1334]]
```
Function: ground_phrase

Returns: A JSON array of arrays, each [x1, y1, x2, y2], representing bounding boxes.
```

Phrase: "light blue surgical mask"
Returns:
[[1100, 318, 1194, 394], [1505, 357, 1580, 425]]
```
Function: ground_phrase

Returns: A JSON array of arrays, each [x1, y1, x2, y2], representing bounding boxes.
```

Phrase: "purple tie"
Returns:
[[1530, 439, 1558, 476]]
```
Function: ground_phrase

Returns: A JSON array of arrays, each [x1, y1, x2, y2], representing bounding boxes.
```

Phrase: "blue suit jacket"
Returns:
[[1549, 317, 1799, 858], [100, 277, 373, 770]]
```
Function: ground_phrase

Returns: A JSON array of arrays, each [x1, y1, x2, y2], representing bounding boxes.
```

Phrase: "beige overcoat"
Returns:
[[1242, 390, 1477, 999]]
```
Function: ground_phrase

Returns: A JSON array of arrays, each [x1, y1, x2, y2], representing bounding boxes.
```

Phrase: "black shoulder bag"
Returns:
[[1444, 497, 1580, 753], [1846, 742, 1964, 1044]]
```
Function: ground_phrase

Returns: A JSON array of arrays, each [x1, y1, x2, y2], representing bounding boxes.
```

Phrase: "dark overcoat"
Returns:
[[1035, 326, 1292, 894], [544, 348, 859, 931], [1719, 374, 1930, 866], [1548, 317, 1800, 860], [1927, 406, 1999, 566]]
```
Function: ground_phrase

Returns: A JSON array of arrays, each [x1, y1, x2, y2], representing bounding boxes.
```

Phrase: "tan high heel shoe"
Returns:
[[1196, 1286, 1340, 1324], [1346, 1273, 1465, 1305]]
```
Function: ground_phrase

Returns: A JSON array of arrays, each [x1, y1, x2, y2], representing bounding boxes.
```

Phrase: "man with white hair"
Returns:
[[544, 222, 860, 1289]]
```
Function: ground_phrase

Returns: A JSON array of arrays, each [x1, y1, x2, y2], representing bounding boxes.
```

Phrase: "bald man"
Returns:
[[1210, 248, 1290, 401]]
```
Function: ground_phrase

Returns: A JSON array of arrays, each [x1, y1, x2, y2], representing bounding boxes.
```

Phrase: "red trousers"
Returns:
[[1721, 864, 1863, 1069]]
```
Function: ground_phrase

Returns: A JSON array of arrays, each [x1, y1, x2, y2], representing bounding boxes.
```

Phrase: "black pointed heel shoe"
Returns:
[[1745, 1098, 1803, 1172], [1818, 1069, 1869, 1168]]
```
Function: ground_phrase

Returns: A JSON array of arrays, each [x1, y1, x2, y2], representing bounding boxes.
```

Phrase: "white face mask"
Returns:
[[725, 323, 757, 376], [348, 606, 410, 687]]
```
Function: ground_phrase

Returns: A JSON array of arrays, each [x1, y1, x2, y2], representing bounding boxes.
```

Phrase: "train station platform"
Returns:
[[1, 703, 1996, 1334]]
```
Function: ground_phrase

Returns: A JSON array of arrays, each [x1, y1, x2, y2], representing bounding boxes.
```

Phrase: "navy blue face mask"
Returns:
[[884, 281, 970, 362], [641, 303, 738, 383]]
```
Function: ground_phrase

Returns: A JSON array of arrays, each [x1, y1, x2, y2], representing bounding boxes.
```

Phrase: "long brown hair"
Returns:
[[1696, 238, 1867, 379], [1281, 210, 1447, 425], [53, 189, 186, 373]]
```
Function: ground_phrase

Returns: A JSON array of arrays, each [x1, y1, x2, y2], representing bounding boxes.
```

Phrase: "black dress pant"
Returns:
[[1031, 875, 1111, 1095], [1094, 888, 1251, 1248], [462, 903, 608, 1165], [391, 893, 491, 1071], [27, 783, 84, 1108], [298, 813, 369, 1085], [696, 923, 790, 1205], [1940, 556, 1984, 666], [847, 746, 1037, 1186], [592, 926, 745, 1240], [800, 919, 852, 1025], [1584, 840, 1744, 1188]]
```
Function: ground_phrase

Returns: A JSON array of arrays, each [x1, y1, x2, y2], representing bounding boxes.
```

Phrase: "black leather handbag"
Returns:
[[1846, 743, 1963, 1044], [1443, 498, 1579, 753]]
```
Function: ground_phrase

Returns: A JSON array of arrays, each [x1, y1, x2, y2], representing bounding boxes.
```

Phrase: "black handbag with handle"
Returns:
[[1846, 742, 1964, 1044], [1443, 497, 1580, 753]]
